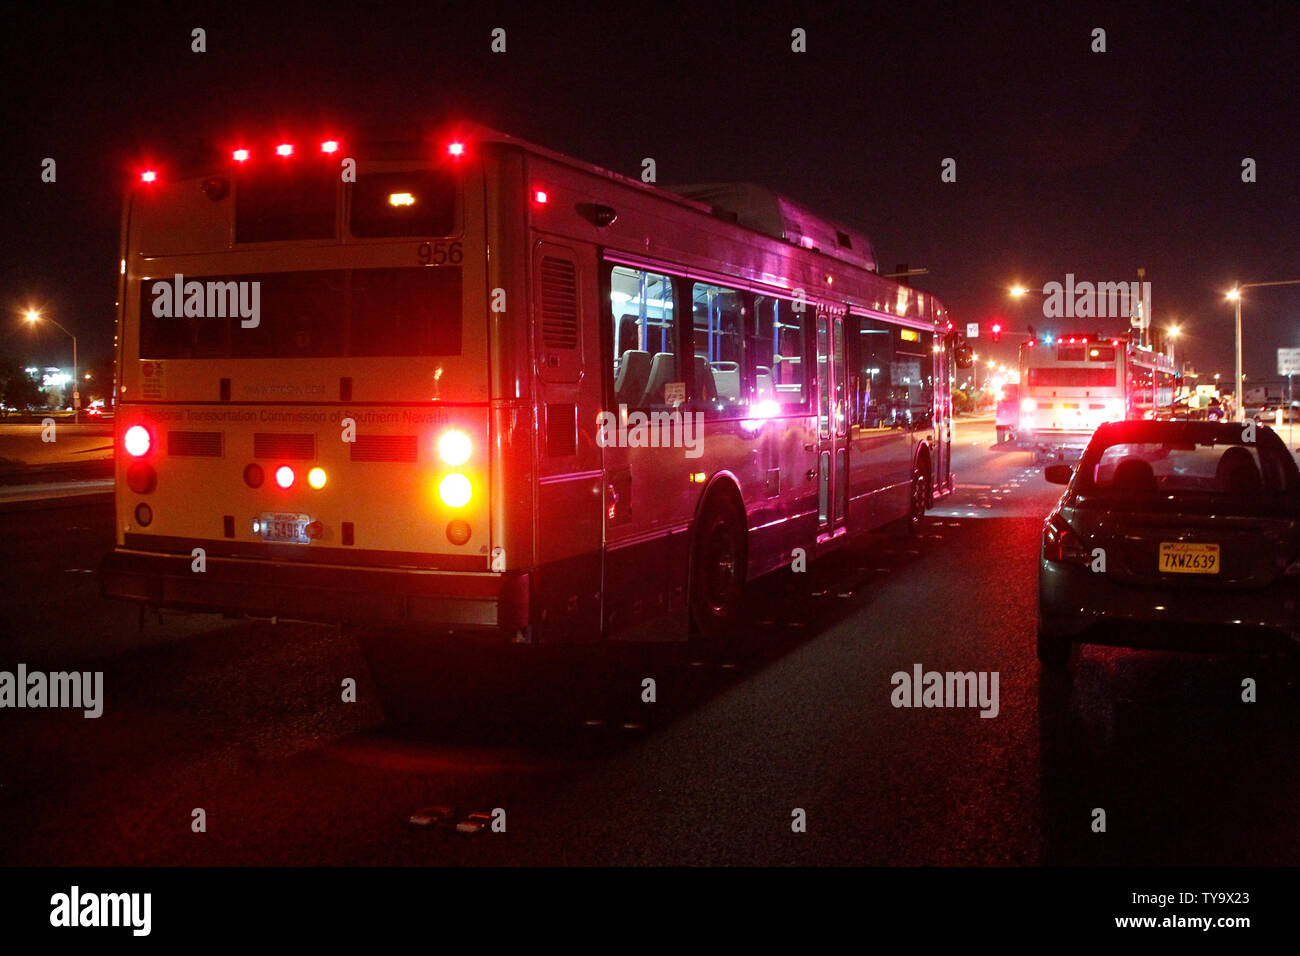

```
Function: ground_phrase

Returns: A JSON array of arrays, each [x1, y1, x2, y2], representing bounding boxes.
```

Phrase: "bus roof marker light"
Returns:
[[139, 170, 157, 183], [275, 465, 295, 488], [232, 148, 250, 162], [275, 143, 295, 157], [448, 141, 465, 158], [533, 189, 548, 204], [320, 140, 339, 154]]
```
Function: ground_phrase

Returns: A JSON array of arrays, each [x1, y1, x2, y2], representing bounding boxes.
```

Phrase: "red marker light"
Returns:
[[448, 141, 465, 157], [139, 170, 157, 183], [275, 143, 295, 157], [232, 148, 250, 162], [320, 140, 339, 154], [533, 190, 548, 204], [275, 466, 295, 488]]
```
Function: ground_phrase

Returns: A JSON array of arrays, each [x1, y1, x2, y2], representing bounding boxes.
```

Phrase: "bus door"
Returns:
[[530, 239, 604, 641], [816, 307, 849, 541]]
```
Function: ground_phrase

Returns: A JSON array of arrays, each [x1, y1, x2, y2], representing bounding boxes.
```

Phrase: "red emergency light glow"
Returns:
[[320, 140, 339, 153], [275, 143, 295, 157], [232, 148, 250, 162], [139, 170, 157, 183]]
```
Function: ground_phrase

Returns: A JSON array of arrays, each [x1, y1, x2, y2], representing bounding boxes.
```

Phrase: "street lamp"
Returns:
[[24, 309, 79, 424], [1226, 279, 1300, 421]]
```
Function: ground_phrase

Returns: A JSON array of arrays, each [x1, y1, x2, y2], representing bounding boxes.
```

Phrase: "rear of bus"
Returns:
[[100, 134, 530, 635], [1017, 337, 1126, 457]]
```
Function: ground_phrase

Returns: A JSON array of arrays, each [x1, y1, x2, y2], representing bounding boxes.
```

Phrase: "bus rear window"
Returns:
[[235, 170, 336, 243], [350, 171, 457, 237], [139, 268, 461, 358], [1026, 367, 1117, 387]]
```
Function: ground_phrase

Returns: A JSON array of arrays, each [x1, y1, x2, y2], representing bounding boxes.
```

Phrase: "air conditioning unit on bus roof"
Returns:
[[664, 182, 877, 274]]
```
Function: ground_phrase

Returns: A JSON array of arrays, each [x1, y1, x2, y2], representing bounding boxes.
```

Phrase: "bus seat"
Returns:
[[616, 316, 639, 356], [693, 354, 718, 402], [641, 352, 677, 406], [615, 350, 651, 408], [711, 361, 740, 401]]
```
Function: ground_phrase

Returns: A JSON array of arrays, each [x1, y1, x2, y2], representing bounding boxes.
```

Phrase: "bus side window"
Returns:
[[609, 264, 677, 410], [690, 281, 746, 416], [753, 295, 809, 410]]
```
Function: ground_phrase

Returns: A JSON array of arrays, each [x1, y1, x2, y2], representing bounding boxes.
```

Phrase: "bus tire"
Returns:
[[688, 494, 748, 642], [907, 463, 930, 533]]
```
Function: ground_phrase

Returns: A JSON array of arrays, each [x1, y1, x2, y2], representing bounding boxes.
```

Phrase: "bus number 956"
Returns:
[[418, 241, 463, 265]]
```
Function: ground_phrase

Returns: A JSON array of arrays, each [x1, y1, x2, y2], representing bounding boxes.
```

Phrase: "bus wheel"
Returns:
[[689, 496, 747, 642], [908, 466, 930, 532]]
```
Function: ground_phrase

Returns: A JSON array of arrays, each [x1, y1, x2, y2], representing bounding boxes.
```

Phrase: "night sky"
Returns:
[[3, 0, 1297, 383]]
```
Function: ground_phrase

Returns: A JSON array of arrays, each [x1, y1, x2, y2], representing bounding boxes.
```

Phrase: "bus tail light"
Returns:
[[1043, 512, 1087, 563], [127, 462, 156, 495], [275, 466, 295, 488], [244, 463, 264, 488], [446, 520, 471, 545], [1021, 398, 1036, 412], [134, 503, 153, 527], [438, 429, 472, 466], [308, 467, 327, 489], [438, 473, 472, 508], [124, 425, 152, 457]]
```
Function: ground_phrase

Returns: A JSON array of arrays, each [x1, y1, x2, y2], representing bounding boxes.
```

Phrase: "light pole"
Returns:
[[25, 310, 79, 424], [1227, 279, 1300, 422]]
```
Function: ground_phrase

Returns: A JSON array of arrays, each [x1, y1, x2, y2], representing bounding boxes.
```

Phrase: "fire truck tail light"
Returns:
[[124, 425, 152, 457], [438, 430, 472, 466], [438, 473, 473, 508]]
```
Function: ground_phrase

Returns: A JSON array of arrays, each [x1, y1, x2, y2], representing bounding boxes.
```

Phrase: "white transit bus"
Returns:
[[102, 126, 956, 658], [1017, 332, 1175, 458]]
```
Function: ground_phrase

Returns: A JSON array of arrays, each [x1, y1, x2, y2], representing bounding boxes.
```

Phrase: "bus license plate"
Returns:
[[1159, 542, 1219, 574], [259, 513, 311, 544]]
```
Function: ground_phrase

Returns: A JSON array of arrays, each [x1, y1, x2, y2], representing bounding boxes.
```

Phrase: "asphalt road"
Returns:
[[1, 418, 1297, 866]]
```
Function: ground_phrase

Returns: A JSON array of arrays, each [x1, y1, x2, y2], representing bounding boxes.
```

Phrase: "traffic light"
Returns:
[[990, 322, 1003, 343]]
